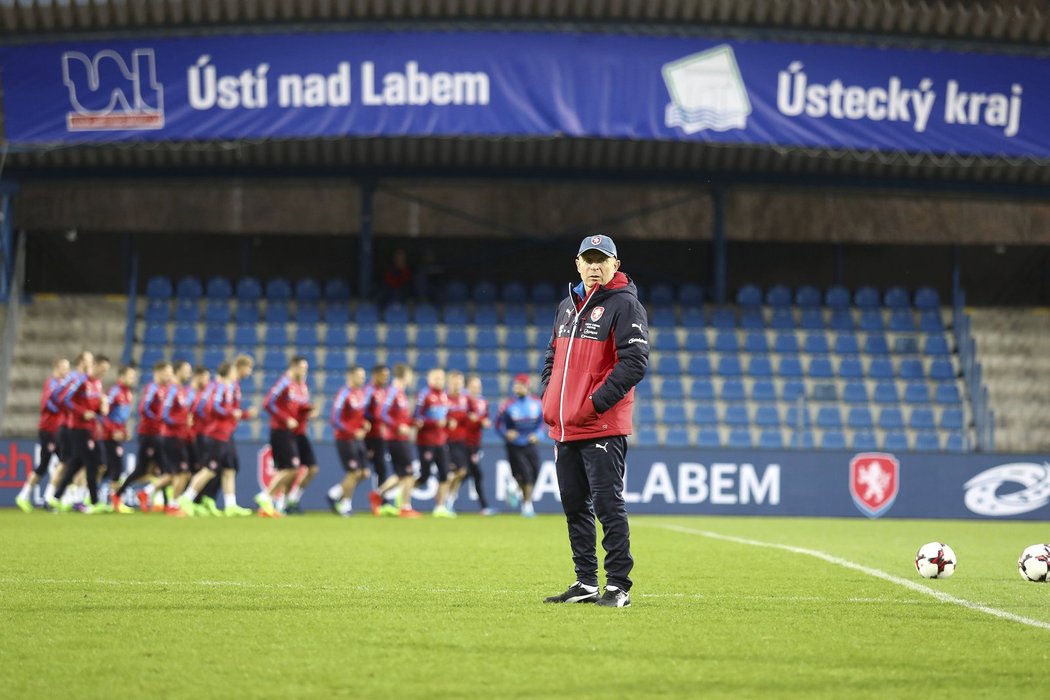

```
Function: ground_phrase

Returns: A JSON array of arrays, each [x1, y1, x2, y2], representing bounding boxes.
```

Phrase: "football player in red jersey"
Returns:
[[101, 364, 138, 514], [414, 368, 455, 517], [326, 366, 371, 516], [363, 364, 391, 494], [49, 352, 110, 512], [446, 373, 493, 515], [369, 364, 421, 518], [161, 360, 195, 512], [15, 357, 70, 512], [256, 356, 312, 516], [113, 361, 172, 512]]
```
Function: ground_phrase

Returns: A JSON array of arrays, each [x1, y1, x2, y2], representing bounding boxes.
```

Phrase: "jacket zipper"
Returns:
[[558, 285, 598, 442]]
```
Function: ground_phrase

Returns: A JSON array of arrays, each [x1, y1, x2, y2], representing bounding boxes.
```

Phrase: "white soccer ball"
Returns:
[[915, 542, 957, 579], [1018, 544, 1050, 582]]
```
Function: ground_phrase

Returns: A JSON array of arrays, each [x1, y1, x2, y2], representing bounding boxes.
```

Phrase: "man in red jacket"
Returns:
[[540, 234, 649, 609]]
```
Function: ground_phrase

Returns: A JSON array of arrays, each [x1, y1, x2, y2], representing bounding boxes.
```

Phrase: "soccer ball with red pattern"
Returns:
[[915, 542, 956, 579], [1018, 544, 1050, 582]]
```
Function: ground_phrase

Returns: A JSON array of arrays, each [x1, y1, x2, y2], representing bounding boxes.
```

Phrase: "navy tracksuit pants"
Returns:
[[555, 435, 633, 591]]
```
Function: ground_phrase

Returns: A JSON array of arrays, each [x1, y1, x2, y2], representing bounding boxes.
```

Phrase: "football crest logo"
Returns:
[[849, 452, 899, 518], [591, 235, 603, 245], [590, 307, 605, 322]]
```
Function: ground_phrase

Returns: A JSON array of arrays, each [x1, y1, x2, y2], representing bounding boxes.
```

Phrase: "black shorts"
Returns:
[[163, 437, 191, 473], [365, 436, 388, 482], [137, 434, 165, 472], [387, 440, 414, 478], [194, 435, 207, 471], [447, 441, 470, 473], [507, 443, 540, 485], [270, 429, 300, 471], [58, 425, 72, 463], [295, 434, 317, 467], [69, 428, 102, 472], [35, 430, 60, 477], [336, 439, 368, 473], [103, 439, 125, 482], [202, 437, 235, 472], [417, 443, 450, 482]]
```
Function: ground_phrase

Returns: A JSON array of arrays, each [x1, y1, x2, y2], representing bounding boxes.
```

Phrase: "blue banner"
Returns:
[[3, 438, 1050, 519], [0, 31, 1046, 157]]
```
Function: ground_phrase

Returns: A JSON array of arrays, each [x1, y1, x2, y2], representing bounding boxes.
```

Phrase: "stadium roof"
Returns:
[[2, 0, 1048, 46]]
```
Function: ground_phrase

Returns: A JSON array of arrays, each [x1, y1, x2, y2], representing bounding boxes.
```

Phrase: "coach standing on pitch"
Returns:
[[540, 234, 648, 609]]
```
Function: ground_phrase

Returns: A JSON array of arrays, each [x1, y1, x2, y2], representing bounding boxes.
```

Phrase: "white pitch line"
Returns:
[[657, 523, 1050, 633]]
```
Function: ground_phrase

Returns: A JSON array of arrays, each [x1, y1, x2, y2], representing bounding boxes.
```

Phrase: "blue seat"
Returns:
[[940, 407, 964, 431], [383, 304, 409, 325], [234, 422, 254, 442], [914, 287, 940, 310], [474, 306, 499, 326], [710, 309, 736, 329], [838, 357, 864, 379], [661, 378, 685, 400], [172, 323, 198, 347], [264, 324, 288, 346], [201, 348, 226, 369], [264, 302, 290, 324], [355, 327, 379, 348], [790, 431, 815, 449], [923, 335, 951, 356], [774, 332, 799, 354], [744, 331, 769, 353], [416, 350, 441, 371], [803, 333, 829, 354], [475, 353, 501, 373], [203, 301, 230, 324], [873, 381, 900, 404], [799, 309, 824, 330], [828, 310, 855, 332], [945, 432, 967, 452], [503, 305, 529, 326], [323, 303, 349, 325], [324, 352, 349, 373], [714, 331, 738, 352], [203, 324, 228, 346], [415, 326, 439, 348], [176, 276, 203, 299], [854, 286, 880, 309], [636, 426, 660, 447], [662, 402, 689, 425], [821, 430, 847, 450], [650, 307, 678, 328], [657, 355, 683, 375], [842, 381, 869, 403], [296, 278, 321, 302], [694, 405, 718, 426], [443, 304, 470, 325], [893, 336, 919, 355], [722, 379, 746, 402], [808, 356, 833, 378], [883, 431, 909, 451], [691, 379, 715, 401], [531, 282, 558, 305], [751, 380, 777, 402], [781, 381, 805, 402], [444, 281, 469, 304], [898, 358, 925, 380], [784, 405, 812, 429], [475, 328, 499, 350], [294, 325, 319, 347], [146, 276, 172, 300], [385, 350, 410, 367], [740, 310, 764, 330], [139, 347, 166, 367], [324, 325, 349, 347], [888, 309, 914, 332], [864, 335, 889, 355], [665, 427, 692, 448], [262, 350, 287, 371], [909, 407, 936, 430], [355, 303, 379, 324], [143, 323, 168, 347], [687, 356, 712, 376], [324, 279, 351, 302], [935, 382, 962, 405], [697, 428, 721, 448], [851, 431, 879, 451], [204, 277, 232, 300], [386, 327, 410, 348], [766, 285, 791, 307], [834, 333, 860, 355], [649, 284, 675, 306], [769, 309, 794, 330], [266, 278, 293, 301], [825, 285, 851, 309], [684, 330, 708, 352], [919, 311, 944, 332], [231, 324, 256, 347], [297, 304, 320, 324], [816, 406, 842, 429], [501, 282, 528, 304], [759, 429, 784, 449], [914, 431, 941, 451], [355, 350, 378, 370], [679, 283, 704, 306], [884, 286, 910, 309], [778, 357, 803, 378], [929, 359, 954, 381], [754, 404, 780, 427], [236, 277, 262, 301], [847, 407, 874, 430], [472, 282, 498, 303], [414, 305, 439, 325], [296, 350, 318, 368], [865, 358, 890, 379], [173, 300, 199, 323], [652, 331, 677, 352], [859, 310, 884, 332], [506, 351, 531, 374], [728, 429, 753, 449], [717, 356, 743, 377], [748, 355, 773, 377], [795, 285, 821, 308], [144, 299, 169, 323], [736, 284, 762, 308], [812, 382, 838, 401], [904, 382, 931, 404], [445, 328, 468, 349]]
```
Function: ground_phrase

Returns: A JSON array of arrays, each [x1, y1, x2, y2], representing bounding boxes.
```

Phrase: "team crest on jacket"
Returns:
[[849, 452, 899, 518], [590, 307, 605, 322]]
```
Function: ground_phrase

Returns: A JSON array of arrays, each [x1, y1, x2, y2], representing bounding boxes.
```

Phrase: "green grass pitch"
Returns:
[[2, 509, 1049, 698]]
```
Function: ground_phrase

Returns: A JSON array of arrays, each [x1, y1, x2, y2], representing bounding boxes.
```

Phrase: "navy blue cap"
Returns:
[[577, 234, 617, 258]]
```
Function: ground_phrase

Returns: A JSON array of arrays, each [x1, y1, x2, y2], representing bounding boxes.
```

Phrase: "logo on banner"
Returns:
[[662, 45, 751, 134], [590, 307, 605, 322], [849, 452, 899, 518], [963, 462, 1050, 517], [61, 48, 165, 131]]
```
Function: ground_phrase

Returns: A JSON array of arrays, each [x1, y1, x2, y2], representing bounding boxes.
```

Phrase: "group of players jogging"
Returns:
[[16, 349, 547, 518]]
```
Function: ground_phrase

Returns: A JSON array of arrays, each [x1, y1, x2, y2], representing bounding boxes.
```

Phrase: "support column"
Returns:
[[0, 192, 12, 301], [359, 180, 376, 300], [711, 187, 727, 305]]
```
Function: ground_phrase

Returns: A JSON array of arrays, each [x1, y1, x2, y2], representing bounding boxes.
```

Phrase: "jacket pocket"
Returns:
[[566, 372, 605, 427]]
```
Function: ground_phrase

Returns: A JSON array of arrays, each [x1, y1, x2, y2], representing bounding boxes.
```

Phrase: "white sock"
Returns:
[[182, 487, 198, 501], [606, 585, 620, 592], [328, 485, 343, 500], [577, 582, 598, 592], [143, 483, 155, 496], [338, 498, 352, 514], [288, 486, 302, 504], [18, 482, 32, 500], [44, 483, 56, 502], [275, 495, 286, 511], [225, 492, 237, 508], [257, 490, 272, 503]]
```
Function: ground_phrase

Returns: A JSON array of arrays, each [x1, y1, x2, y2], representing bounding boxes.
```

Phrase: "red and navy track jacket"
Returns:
[[540, 271, 649, 443]]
